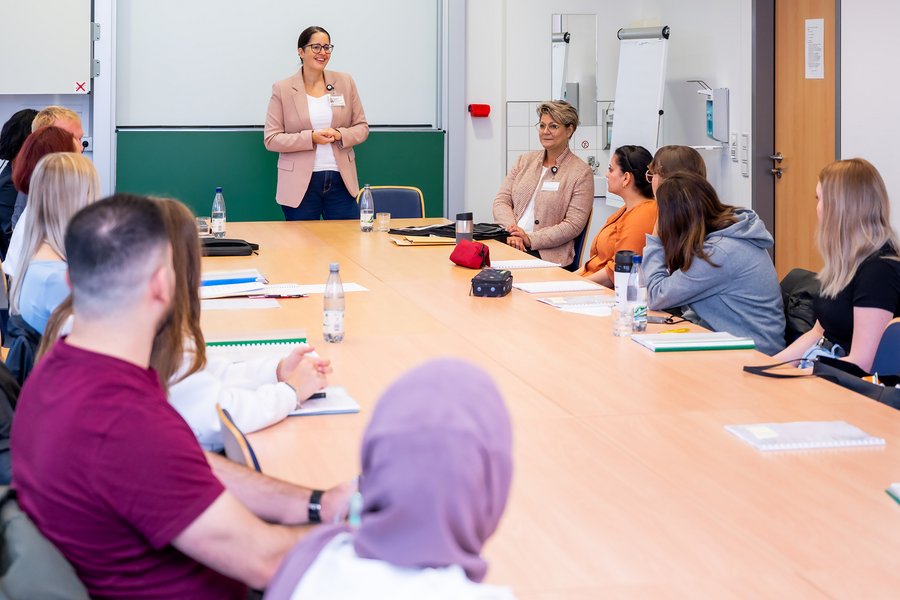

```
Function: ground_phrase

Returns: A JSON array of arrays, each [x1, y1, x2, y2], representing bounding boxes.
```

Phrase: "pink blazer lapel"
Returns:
[[289, 72, 313, 131]]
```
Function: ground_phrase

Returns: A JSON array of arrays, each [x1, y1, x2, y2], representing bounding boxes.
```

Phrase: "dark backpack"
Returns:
[[0, 362, 18, 486], [780, 268, 819, 345]]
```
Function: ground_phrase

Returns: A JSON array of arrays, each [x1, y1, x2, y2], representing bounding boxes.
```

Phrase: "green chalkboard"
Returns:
[[115, 129, 445, 220]]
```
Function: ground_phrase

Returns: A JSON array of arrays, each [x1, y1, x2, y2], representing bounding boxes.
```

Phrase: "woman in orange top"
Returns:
[[580, 145, 655, 287]]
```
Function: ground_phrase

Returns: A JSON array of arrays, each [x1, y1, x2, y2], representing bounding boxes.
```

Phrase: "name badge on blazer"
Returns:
[[329, 95, 346, 107], [542, 181, 560, 192]]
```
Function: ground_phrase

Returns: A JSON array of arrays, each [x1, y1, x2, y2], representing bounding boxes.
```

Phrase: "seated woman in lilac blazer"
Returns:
[[492, 100, 593, 269], [264, 26, 369, 221]]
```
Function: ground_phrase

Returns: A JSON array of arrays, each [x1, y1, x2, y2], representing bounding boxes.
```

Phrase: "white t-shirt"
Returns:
[[290, 533, 516, 600], [307, 94, 339, 172], [516, 166, 550, 234], [4, 205, 27, 277]]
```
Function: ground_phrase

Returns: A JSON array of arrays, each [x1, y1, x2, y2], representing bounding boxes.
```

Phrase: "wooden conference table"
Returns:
[[201, 220, 900, 598]]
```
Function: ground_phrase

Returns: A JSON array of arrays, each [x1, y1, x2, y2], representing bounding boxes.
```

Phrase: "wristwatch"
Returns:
[[308, 489, 324, 523]]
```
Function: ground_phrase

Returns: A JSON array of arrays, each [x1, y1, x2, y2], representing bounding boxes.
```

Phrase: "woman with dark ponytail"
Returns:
[[580, 145, 656, 287]]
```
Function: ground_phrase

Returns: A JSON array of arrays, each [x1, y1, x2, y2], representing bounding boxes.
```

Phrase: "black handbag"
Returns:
[[744, 357, 900, 409], [201, 238, 259, 257], [389, 223, 510, 241]]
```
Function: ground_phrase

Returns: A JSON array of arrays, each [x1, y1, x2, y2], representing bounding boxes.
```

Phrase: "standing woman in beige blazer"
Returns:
[[492, 100, 593, 268], [264, 26, 369, 220]]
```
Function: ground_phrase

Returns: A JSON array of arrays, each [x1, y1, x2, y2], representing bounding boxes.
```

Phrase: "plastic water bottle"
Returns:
[[359, 184, 374, 232], [627, 255, 648, 332], [211, 187, 226, 239], [323, 262, 345, 343]]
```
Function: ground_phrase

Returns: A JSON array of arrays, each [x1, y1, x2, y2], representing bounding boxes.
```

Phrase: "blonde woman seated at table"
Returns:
[[40, 198, 330, 452], [9, 153, 99, 335], [265, 359, 515, 600], [643, 172, 785, 355], [492, 100, 592, 269], [773, 158, 900, 372], [580, 145, 655, 286]]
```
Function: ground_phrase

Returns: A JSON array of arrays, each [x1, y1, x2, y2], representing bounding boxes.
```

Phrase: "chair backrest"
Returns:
[[357, 186, 424, 218], [216, 405, 262, 472], [565, 209, 593, 272], [780, 268, 820, 345], [0, 488, 90, 600], [872, 318, 900, 375]]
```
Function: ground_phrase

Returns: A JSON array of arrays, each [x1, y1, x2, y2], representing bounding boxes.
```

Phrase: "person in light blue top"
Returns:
[[9, 153, 100, 335], [16, 260, 69, 333]]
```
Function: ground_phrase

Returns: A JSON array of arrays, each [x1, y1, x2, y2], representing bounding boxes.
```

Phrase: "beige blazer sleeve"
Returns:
[[492, 153, 530, 226]]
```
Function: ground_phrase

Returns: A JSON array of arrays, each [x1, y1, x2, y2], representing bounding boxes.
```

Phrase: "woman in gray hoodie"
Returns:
[[643, 172, 785, 355]]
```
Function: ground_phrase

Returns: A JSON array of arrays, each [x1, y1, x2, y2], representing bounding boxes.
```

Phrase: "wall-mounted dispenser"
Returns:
[[690, 80, 729, 143]]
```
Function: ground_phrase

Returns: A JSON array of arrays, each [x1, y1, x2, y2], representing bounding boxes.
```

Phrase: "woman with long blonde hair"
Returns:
[[775, 158, 900, 371], [9, 153, 99, 333]]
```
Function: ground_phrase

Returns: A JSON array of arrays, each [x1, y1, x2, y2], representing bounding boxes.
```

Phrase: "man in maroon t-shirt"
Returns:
[[11, 195, 349, 598]]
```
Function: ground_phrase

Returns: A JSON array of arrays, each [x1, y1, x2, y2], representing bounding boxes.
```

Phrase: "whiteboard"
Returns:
[[608, 37, 669, 204], [0, 0, 92, 94], [116, 0, 439, 127]]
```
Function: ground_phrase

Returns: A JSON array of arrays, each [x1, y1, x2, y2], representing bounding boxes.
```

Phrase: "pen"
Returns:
[[248, 294, 307, 299], [661, 328, 690, 334], [307, 391, 326, 400]]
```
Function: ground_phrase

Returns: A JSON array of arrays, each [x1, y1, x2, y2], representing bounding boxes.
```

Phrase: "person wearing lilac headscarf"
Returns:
[[265, 358, 516, 600]]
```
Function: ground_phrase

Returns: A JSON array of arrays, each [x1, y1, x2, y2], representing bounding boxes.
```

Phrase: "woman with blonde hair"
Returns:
[[41, 197, 331, 451], [774, 158, 900, 371], [9, 153, 99, 334], [493, 100, 593, 269]]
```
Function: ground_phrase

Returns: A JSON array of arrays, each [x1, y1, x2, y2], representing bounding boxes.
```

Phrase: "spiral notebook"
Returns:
[[725, 420, 885, 452], [206, 335, 308, 361]]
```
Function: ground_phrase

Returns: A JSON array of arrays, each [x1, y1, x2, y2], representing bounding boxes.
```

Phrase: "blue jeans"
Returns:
[[281, 171, 359, 221]]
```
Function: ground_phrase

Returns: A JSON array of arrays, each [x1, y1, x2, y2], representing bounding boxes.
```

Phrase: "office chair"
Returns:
[[356, 186, 425, 218], [216, 405, 262, 472], [872, 318, 900, 375], [565, 209, 593, 272]]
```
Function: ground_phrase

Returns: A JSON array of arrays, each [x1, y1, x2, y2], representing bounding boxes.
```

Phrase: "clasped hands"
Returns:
[[312, 128, 343, 145], [504, 224, 531, 252], [276, 346, 332, 402]]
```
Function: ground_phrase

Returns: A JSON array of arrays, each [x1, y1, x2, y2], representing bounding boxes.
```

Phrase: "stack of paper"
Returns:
[[631, 332, 755, 352], [390, 235, 456, 246], [512, 280, 602, 294], [490, 259, 561, 269], [725, 421, 885, 452]]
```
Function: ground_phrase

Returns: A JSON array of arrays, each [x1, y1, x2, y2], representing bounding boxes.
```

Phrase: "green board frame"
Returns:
[[116, 129, 445, 220]]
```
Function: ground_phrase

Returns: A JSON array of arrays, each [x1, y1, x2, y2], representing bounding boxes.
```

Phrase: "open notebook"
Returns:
[[290, 387, 360, 417], [725, 420, 885, 451]]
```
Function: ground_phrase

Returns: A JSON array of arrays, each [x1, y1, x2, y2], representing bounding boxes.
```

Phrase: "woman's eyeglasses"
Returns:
[[304, 44, 335, 54], [535, 122, 562, 132], [645, 171, 656, 183]]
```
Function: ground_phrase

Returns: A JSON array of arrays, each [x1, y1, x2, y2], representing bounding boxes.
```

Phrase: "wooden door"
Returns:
[[774, 0, 836, 276]]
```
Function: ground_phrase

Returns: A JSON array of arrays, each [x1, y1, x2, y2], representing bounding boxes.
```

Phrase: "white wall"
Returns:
[[841, 1, 900, 235], [464, 0, 754, 226]]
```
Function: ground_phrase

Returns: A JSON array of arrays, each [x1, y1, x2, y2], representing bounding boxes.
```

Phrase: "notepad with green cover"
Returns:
[[206, 335, 308, 361], [631, 331, 755, 352], [725, 420, 885, 451], [887, 484, 900, 506]]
